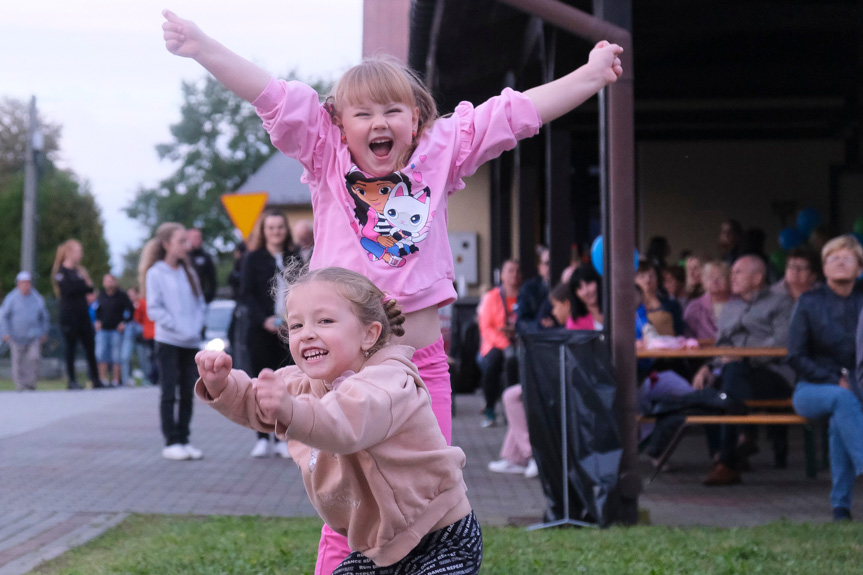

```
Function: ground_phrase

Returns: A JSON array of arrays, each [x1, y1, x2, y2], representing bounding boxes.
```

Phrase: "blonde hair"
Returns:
[[138, 222, 201, 299], [821, 234, 863, 267], [51, 239, 88, 297], [279, 266, 405, 356], [326, 57, 438, 166]]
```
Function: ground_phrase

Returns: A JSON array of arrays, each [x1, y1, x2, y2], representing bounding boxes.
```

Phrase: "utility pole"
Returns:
[[21, 96, 43, 275]]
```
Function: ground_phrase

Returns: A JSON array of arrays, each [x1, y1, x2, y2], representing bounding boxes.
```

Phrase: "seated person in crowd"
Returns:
[[634, 284, 691, 404], [693, 255, 795, 486], [771, 246, 819, 302], [683, 260, 731, 341], [789, 235, 863, 522], [635, 260, 684, 336], [567, 264, 603, 330], [684, 253, 705, 301], [478, 259, 521, 428], [515, 246, 557, 334], [662, 264, 689, 308]]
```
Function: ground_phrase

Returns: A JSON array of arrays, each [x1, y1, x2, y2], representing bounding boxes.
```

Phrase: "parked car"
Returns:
[[200, 299, 236, 354]]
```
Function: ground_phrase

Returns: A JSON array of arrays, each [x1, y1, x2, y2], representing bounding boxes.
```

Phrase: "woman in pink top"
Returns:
[[163, 10, 623, 572], [567, 264, 604, 330], [683, 260, 731, 340]]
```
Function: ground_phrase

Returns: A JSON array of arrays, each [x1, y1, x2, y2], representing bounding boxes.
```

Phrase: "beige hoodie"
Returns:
[[195, 344, 471, 567]]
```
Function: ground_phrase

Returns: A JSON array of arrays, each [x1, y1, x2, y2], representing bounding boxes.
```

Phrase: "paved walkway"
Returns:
[[0, 387, 860, 574]]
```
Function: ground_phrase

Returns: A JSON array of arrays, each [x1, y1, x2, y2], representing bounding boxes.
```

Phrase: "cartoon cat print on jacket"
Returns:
[[345, 165, 433, 269]]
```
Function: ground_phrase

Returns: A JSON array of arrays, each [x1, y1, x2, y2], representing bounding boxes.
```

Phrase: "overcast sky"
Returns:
[[1, 0, 362, 272]]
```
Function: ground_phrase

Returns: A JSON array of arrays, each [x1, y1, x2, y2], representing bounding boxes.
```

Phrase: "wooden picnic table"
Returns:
[[637, 346, 788, 359]]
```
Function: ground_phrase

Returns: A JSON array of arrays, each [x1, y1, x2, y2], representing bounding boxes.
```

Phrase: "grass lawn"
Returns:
[[0, 378, 68, 391], [30, 515, 863, 575]]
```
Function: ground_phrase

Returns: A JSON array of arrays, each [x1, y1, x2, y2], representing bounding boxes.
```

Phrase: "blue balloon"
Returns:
[[591, 235, 604, 276], [796, 207, 821, 237], [779, 227, 803, 251], [590, 235, 639, 277]]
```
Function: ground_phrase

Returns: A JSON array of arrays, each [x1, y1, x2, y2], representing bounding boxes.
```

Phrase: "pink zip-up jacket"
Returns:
[[194, 345, 471, 567], [253, 79, 542, 313]]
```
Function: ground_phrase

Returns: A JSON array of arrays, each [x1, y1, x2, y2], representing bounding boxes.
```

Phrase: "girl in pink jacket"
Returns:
[[164, 10, 622, 571], [196, 267, 480, 573]]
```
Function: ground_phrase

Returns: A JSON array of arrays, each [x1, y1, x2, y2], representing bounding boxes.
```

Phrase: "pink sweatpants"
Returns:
[[314, 336, 452, 575], [499, 385, 532, 466]]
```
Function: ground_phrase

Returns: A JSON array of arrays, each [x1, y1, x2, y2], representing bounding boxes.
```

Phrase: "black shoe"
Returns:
[[67, 381, 82, 390], [92, 381, 108, 389], [833, 507, 852, 521]]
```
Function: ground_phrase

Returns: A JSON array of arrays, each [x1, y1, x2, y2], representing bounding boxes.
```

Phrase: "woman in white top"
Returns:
[[139, 222, 206, 461]]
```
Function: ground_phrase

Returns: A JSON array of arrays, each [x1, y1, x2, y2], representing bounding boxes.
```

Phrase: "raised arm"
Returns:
[[162, 9, 271, 103], [524, 40, 623, 124]]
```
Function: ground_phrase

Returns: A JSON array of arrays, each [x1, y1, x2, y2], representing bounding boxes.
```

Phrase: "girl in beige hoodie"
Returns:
[[195, 267, 481, 573]]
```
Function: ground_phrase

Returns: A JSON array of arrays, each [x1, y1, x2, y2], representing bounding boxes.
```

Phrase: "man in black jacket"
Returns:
[[515, 246, 556, 335], [95, 274, 134, 386]]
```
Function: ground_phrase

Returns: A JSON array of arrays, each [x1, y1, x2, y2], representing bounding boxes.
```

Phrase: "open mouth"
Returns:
[[303, 349, 328, 361], [369, 138, 393, 158]]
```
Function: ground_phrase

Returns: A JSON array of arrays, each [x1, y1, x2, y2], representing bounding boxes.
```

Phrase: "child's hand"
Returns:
[[162, 9, 208, 59], [588, 40, 624, 86], [254, 369, 287, 424], [195, 350, 232, 396]]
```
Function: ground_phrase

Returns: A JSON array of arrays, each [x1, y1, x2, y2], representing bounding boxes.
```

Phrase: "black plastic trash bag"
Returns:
[[519, 329, 621, 527]]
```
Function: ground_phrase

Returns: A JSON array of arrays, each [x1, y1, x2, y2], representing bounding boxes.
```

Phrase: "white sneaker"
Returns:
[[183, 444, 204, 460], [481, 417, 497, 428], [273, 441, 291, 459], [488, 459, 527, 474], [162, 444, 191, 461], [250, 438, 270, 458], [524, 458, 539, 479]]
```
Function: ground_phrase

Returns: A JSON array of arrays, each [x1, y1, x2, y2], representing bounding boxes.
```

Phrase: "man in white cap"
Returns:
[[0, 271, 50, 391]]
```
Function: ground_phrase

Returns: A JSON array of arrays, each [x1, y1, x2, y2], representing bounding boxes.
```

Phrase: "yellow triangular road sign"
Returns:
[[221, 192, 268, 240]]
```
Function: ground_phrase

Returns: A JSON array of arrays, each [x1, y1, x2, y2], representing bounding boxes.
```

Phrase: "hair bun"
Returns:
[[383, 298, 406, 338]]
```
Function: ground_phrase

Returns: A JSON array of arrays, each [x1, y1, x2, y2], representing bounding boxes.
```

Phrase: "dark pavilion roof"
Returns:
[[409, 0, 861, 142]]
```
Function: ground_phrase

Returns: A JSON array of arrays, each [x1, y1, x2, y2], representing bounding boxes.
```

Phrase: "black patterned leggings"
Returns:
[[332, 511, 482, 575]]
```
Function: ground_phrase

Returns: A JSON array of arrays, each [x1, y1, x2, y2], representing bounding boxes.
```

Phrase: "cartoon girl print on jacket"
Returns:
[[345, 167, 432, 268]]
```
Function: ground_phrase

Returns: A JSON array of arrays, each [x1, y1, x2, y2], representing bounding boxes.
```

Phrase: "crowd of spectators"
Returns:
[[476, 219, 863, 522]]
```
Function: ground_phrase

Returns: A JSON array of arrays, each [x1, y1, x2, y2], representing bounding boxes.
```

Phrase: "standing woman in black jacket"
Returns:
[[52, 239, 104, 390], [242, 209, 297, 458]]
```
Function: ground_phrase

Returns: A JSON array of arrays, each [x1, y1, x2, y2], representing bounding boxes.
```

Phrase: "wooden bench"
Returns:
[[640, 399, 823, 483]]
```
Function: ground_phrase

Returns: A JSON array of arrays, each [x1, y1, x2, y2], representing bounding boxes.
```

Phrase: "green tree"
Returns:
[[124, 72, 330, 249], [0, 167, 110, 297], [0, 97, 110, 296], [0, 97, 62, 176], [117, 245, 143, 289]]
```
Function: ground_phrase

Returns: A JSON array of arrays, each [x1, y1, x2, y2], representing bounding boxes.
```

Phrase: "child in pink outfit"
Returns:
[[163, 9, 623, 573]]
